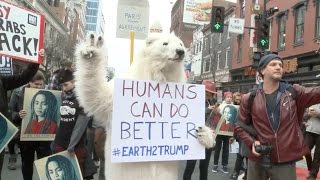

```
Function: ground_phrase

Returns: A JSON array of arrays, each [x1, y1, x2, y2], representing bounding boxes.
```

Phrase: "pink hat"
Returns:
[[202, 80, 216, 94], [224, 91, 233, 98]]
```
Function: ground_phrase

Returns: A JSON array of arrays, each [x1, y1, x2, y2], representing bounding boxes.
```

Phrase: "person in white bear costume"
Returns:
[[74, 33, 215, 180]]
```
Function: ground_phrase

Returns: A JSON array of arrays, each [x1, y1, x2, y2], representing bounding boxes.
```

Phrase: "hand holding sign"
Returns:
[[39, 49, 45, 57]]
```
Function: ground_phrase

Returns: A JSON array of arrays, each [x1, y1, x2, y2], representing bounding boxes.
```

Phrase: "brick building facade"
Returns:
[[223, 0, 320, 93]]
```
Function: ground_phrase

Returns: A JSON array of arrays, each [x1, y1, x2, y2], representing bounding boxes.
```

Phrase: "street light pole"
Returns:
[[263, 0, 267, 22]]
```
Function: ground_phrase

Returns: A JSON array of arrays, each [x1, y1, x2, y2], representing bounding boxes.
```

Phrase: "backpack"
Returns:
[[237, 85, 297, 136]]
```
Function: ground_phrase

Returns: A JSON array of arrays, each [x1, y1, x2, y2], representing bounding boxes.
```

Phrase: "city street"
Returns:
[[1, 150, 312, 180]]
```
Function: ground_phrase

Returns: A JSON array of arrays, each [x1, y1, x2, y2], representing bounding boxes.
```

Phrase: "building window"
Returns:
[[237, 35, 243, 63], [54, 0, 60, 7], [87, 1, 98, 9], [204, 38, 207, 51], [199, 41, 202, 52], [240, 0, 246, 18], [203, 59, 211, 72], [47, 0, 53, 6], [225, 47, 230, 68], [316, 0, 320, 38], [278, 15, 286, 49], [226, 19, 230, 39], [217, 51, 221, 70], [294, 5, 305, 44]]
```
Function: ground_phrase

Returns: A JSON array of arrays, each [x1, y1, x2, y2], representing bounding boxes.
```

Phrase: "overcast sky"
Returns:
[[102, 0, 175, 76]]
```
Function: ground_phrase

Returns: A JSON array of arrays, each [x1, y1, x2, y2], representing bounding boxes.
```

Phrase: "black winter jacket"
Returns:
[[0, 63, 39, 119]]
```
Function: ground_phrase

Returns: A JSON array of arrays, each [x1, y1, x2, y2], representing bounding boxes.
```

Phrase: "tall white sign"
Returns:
[[116, 0, 149, 40], [111, 79, 205, 162]]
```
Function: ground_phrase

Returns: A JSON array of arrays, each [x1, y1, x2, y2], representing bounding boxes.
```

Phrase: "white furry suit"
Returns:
[[74, 33, 215, 180]]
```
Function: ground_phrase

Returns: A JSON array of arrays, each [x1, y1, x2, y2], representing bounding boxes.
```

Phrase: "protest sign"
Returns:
[[229, 141, 239, 154], [111, 79, 205, 162], [116, 0, 149, 39], [20, 88, 62, 141], [0, 0, 44, 64], [0, 56, 13, 76], [34, 151, 83, 180], [0, 113, 18, 153], [210, 104, 239, 136]]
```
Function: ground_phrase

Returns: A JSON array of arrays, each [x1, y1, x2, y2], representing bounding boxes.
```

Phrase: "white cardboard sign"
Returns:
[[111, 79, 205, 162], [116, 0, 149, 40]]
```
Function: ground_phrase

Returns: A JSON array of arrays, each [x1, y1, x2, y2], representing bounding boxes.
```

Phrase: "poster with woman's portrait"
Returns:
[[34, 150, 83, 180], [210, 104, 239, 136], [20, 88, 62, 141], [0, 113, 18, 153]]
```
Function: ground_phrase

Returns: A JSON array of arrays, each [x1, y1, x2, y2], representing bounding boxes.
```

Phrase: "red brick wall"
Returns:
[[231, 0, 258, 69], [267, 0, 319, 59], [170, 0, 193, 48]]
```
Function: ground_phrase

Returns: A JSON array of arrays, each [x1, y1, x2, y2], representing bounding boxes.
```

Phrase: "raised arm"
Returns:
[[2, 62, 39, 91], [74, 33, 112, 129]]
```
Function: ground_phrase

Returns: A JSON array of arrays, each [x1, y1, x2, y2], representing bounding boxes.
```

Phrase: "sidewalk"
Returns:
[[296, 158, 320, 180]]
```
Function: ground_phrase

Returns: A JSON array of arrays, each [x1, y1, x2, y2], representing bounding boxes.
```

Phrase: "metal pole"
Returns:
[[263, 0, 267, 22]]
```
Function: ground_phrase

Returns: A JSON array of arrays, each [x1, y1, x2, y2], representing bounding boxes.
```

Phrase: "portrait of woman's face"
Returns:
[[48, 161, 64, 180], [223, 107, 232, 121], [34, 94, 48, 118]]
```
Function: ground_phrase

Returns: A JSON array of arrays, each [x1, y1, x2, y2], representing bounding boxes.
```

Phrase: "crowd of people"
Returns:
[[0, 55, 105, 180], [1, 48, 320, 180], [182, 53, 320, 180]]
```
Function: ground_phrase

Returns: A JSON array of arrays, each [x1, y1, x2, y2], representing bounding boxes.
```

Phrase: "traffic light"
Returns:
[[257, 21, 270, 49], [253, 52, 262, 67], [211, 6, 225, 33]]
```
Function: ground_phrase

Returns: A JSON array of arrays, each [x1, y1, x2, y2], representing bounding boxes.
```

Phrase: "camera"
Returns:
[[255, 144, 273, 169]]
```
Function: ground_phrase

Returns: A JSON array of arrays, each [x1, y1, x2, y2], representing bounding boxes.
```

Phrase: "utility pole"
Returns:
[[263, 0, 267, 22]]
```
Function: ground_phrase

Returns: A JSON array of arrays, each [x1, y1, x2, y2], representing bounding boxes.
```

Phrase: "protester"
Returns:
[[9, 70, 53, 180], [48, 59, 75, 90], [230, 92, 248, 180], [0, 49, 43, 180], [235, 53, 320, 180], [212, 92, 233, 174], [182, 80, 216, 180], [304, 104, 320, 180], [52, 69, 95, 179]]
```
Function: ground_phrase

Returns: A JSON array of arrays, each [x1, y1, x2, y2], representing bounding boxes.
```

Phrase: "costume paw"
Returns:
[[197, 126, 216, 148], [78, 33, 104, 60]]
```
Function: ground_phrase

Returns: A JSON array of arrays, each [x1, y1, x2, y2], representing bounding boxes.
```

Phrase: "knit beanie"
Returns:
[[258, 54, 283, 72], [57, 69, 74, 84], [224, 91, 233, 99]]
